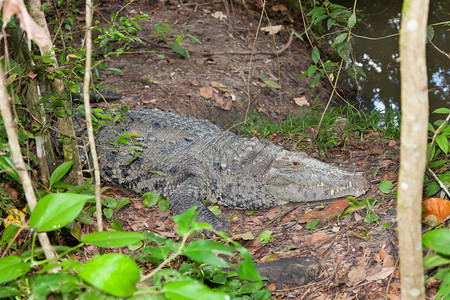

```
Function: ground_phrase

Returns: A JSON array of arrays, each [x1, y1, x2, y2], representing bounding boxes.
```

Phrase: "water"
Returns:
[[334, 0, 449, 119]]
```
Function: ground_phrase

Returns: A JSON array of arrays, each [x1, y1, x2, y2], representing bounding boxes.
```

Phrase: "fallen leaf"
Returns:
[[211, 11, 227, 20], [299, 199, 349, 223], [213, 93, 232, 110], [347, 266, 366, 286], [191, 80, 199, 86], [260, 25, 283, 35], [267, 283, 277, 291], [366, 267, 395, 282], [423, 198, 450, 223], [293, 96, 309, 107], [4, 208, 25, 228], [303, 232, 330, 245], [199, 86, 213, 99], [271, 4, 288, 12], [232, 231, 255, 240]]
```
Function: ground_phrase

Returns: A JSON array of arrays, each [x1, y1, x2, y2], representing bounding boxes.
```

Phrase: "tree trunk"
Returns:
[[28, 0, 84, 185], [5, 24, 55, 186], [398, 0, 430, 299]]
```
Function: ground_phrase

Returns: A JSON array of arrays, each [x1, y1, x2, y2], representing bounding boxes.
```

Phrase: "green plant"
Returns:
[[423, 229, 450, 299], [152, 22, 201, 58], [94, 13, 151, 56], [424, 108, 450, 198], [238, 103, 400, 156], [0, 198, 270, 299]]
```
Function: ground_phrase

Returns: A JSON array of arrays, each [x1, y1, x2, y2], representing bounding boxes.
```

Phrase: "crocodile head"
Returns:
[[261, 149, 370, 203]]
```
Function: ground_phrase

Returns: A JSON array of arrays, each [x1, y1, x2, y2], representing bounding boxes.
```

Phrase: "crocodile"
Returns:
[[91, 109, 370, 232]]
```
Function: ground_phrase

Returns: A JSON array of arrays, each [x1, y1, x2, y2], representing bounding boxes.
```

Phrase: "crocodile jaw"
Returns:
[[261, 149, 370, 203]]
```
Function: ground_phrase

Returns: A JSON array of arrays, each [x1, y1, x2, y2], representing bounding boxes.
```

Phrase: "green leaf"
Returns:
[[436, 134, 449, 154], [183, 240, 233, 267], [327, 17, 336, 30], [305, 219, 320, 229], [259, 230, 274, 244], [354, 65, 367, 78], [29, 194, 93, 232], [115, 199, 130, 212], [0, 286, 18, 298], [423, 229, 450, 255], [312, 46, 320, 64], [169, 42, 190, 58], [347, 13, 356, 28], [101, 197, 117, 208], [0, 256, 31, 284], [337, 41, 351, 62], [306, 64, 317, 77], [78, 253, 140, 297], [425, 181, 440, 197], [75, 211, 94, 225], [236, 248, 261, 281], [49, 161, 73, 188], [311, 73, 321, 87], [173, 206, 198, 236], [163, 278, 228, 300], [106, 67, 123, 74], [333, 33, 348, 45], [142, 192, 162, 207], [426, 25, 434, 40], [263, 79, 281, 89], [103, 207, 113, 219], [378, 180, 394, 194], [111, 220, 124, 231], [432, 108, 450, 114], [423, 253, 450, 269], [158, 198, 170, 212], [150, 170, 166, 176], [82, 231, 144, 248], [0, 155, 20, 181]]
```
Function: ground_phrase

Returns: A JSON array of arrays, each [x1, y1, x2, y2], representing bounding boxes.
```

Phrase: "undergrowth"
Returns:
[[237, 101, 400, 156]]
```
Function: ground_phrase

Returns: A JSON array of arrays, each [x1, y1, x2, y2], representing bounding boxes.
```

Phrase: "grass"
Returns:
[[237, 103, 401, 157]]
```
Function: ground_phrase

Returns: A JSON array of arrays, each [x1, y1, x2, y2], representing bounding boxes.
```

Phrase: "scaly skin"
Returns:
[[93, 109, 370, 231]]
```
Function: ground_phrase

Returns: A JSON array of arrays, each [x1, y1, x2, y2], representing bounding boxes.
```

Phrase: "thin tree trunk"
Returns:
[[83, 0, 103, 232], [5, 24, 55, 186], [28, 0, 84, 185], [0, 65, 56, 262], [398, 0, 429, 299]]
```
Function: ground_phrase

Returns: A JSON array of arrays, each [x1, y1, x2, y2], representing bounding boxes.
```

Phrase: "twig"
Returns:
[[427, 167, 450, 199]]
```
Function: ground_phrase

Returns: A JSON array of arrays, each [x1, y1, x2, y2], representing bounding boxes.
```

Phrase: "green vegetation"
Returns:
[[238, 99, 400, 156]]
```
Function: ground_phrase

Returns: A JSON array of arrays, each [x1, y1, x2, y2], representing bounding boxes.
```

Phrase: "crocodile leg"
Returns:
[[168, 177, 230, 232]]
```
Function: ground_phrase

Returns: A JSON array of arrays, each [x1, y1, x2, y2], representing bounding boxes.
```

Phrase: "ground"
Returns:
[[46, 0, 434, 298]]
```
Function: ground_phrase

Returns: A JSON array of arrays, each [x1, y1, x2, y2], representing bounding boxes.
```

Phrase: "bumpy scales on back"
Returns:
[[94, 109, 370, 231]]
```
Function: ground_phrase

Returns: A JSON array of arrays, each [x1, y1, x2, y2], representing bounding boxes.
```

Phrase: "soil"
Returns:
[[47, 0, 417, 298]]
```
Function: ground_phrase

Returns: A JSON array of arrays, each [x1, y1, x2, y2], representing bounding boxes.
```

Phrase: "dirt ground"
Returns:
[[69, 0, 425, 298]]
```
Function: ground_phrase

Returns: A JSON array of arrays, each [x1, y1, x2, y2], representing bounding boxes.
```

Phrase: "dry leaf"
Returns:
[[2, 0, 49, 48], [423, 198, 450, 223], [303, 232, 330, 245], [4, 208, 25, 228], [366, 267, 395, 282], [211, 11, 227, 20], [213, 93, 232, 110], [293, 96, 309, 107], [260, 25, 283, 35], [199, 86, 213, 99], [347, 266, 366, 286], [299, 199, 349, 223], [271, 4, 288, 12]]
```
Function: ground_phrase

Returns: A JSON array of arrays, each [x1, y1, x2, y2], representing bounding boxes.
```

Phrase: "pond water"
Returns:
[[334, 0, 449, 119]]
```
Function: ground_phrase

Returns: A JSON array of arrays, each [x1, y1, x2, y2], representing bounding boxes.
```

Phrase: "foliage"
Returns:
[[238, 101, 400, 156], [424, 108, 450, 199], [300, 1, 366, 87], [0, 199, 270, 299]]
